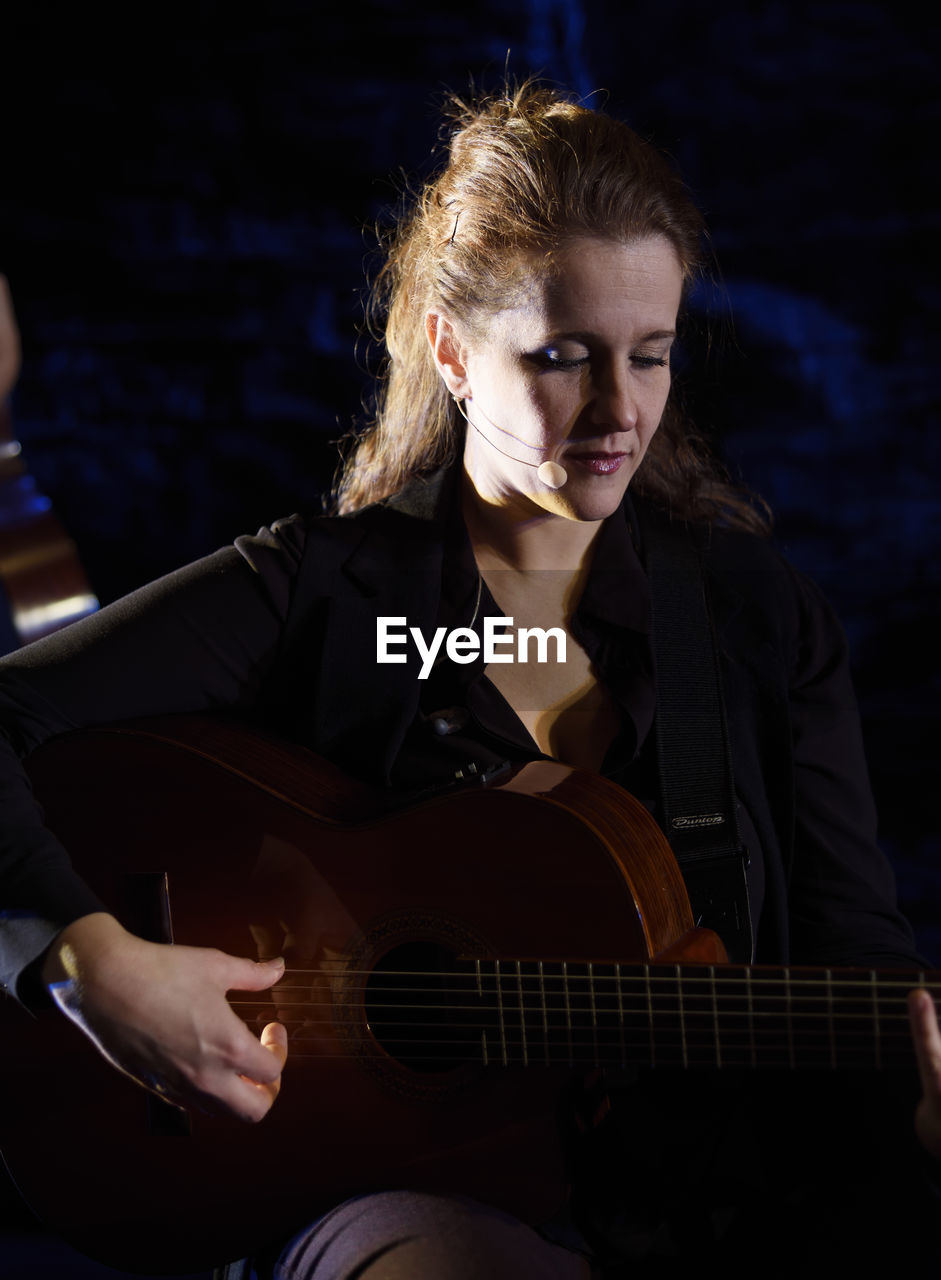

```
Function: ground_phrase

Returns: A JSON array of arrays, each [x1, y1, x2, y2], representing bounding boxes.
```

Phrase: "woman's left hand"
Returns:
[[908, 988, 941, 1157]]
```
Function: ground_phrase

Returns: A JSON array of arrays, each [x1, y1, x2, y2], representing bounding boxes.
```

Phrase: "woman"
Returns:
[[1, 85, 939, 1276]]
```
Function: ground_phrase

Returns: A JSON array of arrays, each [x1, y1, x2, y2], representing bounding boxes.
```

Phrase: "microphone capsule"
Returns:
[[536, 460, 568, 489]]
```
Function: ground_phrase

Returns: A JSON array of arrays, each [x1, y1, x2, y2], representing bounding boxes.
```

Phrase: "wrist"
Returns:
[[40, 912, 131, 991]]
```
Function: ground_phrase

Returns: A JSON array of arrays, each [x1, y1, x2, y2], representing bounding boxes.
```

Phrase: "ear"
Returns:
[[425, 311, 473, 400]]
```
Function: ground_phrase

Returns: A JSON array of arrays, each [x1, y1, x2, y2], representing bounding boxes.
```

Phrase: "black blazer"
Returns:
[[0, 468, 921, 1001], [266, 471, 921, 971]]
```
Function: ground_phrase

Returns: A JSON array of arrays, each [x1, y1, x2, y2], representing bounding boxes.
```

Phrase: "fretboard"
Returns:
[[364, 959, 938, 1073]]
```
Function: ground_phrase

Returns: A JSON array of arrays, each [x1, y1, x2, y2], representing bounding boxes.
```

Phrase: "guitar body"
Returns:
[[0, 716, 710, 1273]]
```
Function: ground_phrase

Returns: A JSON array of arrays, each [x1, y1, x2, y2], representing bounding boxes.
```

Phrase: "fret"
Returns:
[[515, 962, 528, 1067], [645, 965, 655, 1067], [532, 962, 577, 1067], [648, 963, 681, 1067], [598, 962, 634, 1067], [741, 969, 892, 1070], [456, 959, 934, 1075], [762, 968, 825, 1069], [612, 963, 647, 1069], [711, 966, 721, 1069], [834, 972, 881, 1069], [494, 960, 508, 1066], [588, 963, 598, 1065], [562, 962, 573, 1066], [690, 963, 749, 1067], [676, 962, 720, 1068], [475, 960, 489, 1066], [538, 961, 549, 1066], [871, 971, 881, 1071]]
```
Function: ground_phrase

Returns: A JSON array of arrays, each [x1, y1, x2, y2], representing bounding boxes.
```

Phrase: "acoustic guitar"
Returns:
[[0, 716, 934, 1273]]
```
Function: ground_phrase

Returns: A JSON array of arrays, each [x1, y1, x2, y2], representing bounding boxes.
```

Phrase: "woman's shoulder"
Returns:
[[695, 521, 848, 677], [632, 496, 798, 608], [631, 497, 842, 673], [702, 520, 797, 601], [232, 499, 409, 562], [231, 482, 448, 596]]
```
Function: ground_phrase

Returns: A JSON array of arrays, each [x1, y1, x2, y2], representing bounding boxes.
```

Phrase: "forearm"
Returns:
[[0, 519, 307, 1004]]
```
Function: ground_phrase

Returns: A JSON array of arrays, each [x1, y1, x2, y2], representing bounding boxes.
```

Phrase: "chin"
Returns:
[[565, 472, 635, 520], [550, 487, 629, 525]]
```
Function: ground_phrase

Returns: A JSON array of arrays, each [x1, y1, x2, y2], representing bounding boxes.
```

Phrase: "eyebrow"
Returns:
[[549, 328, 677, 344]]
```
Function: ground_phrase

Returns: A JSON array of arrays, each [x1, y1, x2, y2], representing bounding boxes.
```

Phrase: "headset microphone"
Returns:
[[453, 397, 569, 490], [535, 460, 568, 489]]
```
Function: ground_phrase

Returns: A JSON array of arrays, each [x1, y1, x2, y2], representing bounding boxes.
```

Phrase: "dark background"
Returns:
[[1, 2, 938, 1273]]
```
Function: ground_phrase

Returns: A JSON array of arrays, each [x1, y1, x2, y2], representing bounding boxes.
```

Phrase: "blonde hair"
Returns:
[[334, 83, 768, 533]]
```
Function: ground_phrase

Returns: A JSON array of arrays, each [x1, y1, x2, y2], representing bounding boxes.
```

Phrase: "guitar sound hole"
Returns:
[[365, 942, 480, 1073]]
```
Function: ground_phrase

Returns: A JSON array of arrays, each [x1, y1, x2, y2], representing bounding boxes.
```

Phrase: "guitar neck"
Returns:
[[364, 958, 939, 1073]]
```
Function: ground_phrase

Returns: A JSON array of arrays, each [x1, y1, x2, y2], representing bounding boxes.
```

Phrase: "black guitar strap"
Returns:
[[634, 503, 754, 963]]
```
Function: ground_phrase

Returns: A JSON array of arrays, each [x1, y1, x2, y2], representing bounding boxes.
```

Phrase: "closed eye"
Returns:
[[528, 347, 670, 372], [530, 350, 590, 371]]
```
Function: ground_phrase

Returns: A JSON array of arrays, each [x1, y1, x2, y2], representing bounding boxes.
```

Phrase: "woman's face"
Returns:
[[439, 234, 684, 525]]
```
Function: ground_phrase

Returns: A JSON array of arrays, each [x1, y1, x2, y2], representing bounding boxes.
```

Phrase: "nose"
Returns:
[[589, 359, 638, 434]]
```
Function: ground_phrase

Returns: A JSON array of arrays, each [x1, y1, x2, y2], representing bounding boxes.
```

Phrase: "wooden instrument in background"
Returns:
[[0, 400, 97, 648]]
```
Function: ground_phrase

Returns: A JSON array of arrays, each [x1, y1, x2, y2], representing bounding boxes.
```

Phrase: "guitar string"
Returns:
[[232, 1010, 924, 1031], [229, 1040, 922, 1064], [226, 966, 940, 1046], [245, 1038, 919, 1054], [238, 1054, 915, 1065], [235, 1035, 919, 1051], [229, 977, 940, 1013], [227, 1014, 925, 1041], [227, 1017, 923, 1046], [230, 984, 925, 1057], [227, 1007, 928, 1037], [232, 1004, 937, 1018], [228, 998, 927, 1018], [219, 1031, 921, 1062], [229, 985, 936, 1008], [229, 973, 934, 1053], [228, 1009, 925, 1036], [260, 966, 940, 992], [217, 1049, 922, 1064], [227, 985, 940, 1007], [237, 980, 941, 999]]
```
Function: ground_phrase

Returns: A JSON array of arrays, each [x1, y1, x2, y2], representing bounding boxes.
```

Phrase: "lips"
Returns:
[[566, 451, 627, 475]]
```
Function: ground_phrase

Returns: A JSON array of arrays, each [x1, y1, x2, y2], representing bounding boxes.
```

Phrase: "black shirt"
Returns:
[[392, 498, 766, 939]]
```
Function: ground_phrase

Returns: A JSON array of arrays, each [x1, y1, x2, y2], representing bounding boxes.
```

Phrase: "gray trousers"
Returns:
[[273, 1192, 591, 1280]]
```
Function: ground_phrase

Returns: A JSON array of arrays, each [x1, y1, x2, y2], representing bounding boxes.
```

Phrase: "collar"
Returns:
[[576, 496, 650, 636], [383, 462, 653, 638]]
